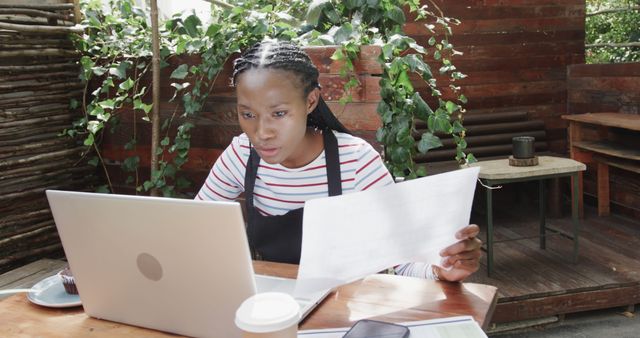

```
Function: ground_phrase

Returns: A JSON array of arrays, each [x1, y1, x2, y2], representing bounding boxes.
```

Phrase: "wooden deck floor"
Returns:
[[467, 203, 640, 324]]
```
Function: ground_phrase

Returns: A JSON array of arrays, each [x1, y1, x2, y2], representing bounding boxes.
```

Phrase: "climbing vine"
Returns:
[[69, 0, 471, 195]]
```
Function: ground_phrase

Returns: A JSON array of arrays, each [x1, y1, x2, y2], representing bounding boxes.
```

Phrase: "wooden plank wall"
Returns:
[[567, 63, 640, 217], [408, 0, 585, 154]]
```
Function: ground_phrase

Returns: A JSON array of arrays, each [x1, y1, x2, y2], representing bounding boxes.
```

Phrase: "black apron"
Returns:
[[244, 130, 342, 264]]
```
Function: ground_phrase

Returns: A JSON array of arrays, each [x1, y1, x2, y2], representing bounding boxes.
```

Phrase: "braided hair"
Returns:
[[232, 40, 350, 134]]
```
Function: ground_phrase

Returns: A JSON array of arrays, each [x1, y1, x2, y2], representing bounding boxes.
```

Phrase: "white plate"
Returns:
[[27, 275, 82, 308]]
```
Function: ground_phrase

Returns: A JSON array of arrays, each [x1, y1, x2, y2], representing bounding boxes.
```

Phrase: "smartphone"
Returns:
[[342, 319, 410, 338]]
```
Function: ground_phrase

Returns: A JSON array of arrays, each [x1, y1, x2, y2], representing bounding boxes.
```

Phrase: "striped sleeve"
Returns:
[[353, 141, 394, 191], [195, 136, 248, 201], [394, 263, 437, 280]]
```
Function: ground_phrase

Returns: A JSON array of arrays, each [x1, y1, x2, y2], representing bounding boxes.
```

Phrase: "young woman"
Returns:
[[196, 40, 481, 282]]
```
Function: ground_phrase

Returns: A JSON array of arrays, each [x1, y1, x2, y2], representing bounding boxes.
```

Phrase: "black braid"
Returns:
[[232, 40, 351, 134]]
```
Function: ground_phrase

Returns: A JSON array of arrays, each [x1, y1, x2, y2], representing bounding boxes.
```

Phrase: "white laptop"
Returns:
[[45, 190, 331, 338]]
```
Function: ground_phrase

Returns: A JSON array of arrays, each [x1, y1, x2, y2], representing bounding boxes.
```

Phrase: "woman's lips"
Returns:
[[256, 147, 279, 158]]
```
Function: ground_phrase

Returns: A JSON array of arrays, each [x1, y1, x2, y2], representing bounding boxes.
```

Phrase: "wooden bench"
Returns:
[[563, 113, 640, 216]]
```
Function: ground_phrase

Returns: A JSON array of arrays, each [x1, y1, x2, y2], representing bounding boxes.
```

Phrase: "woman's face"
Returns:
[[235, 68, 319, 168]]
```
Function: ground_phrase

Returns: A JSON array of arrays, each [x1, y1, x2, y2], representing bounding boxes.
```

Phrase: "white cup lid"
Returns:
[[235, 292, 301, 333]]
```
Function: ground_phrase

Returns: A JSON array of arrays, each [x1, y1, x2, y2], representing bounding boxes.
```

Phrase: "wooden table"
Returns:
[[562, 113, 640, 216], [0, 260, 498, 337], [468, 156, 586, 276]]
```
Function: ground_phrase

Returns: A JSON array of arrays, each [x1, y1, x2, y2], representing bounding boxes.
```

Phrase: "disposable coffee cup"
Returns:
[[235, 292, 301, 338]]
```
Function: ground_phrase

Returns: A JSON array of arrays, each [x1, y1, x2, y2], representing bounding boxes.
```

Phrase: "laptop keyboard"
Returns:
[[255, 275, 315, 316]]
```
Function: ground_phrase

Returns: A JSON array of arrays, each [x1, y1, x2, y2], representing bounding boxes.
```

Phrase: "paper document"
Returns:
[[298, 315, 487, 338], [295, 167, 480, 295]]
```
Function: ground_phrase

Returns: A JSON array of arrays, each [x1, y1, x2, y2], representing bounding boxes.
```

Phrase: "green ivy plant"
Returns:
[[69, 0, 305, 195], [300, 0, 473, 178], [69, 0, 471, 195]]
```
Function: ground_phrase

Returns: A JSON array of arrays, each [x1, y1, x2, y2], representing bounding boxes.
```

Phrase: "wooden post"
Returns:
[[597, 162, 610, 216], [567, 121, 585, 218], [70, 0, 81, 24], [149, 0, 160, 196]]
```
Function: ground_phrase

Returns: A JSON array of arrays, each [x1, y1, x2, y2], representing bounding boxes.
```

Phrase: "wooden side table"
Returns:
[[468, 156, 586, 277]]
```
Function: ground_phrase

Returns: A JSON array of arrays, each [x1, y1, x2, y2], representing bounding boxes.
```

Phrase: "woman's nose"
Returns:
[[255, 118, 275, 141]]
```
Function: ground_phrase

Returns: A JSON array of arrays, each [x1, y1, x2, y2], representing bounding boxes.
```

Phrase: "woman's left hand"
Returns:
[[434, 224, 482, 282]]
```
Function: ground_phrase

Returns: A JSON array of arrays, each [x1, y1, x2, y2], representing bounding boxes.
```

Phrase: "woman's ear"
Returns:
[[306, 87, 321, 114]]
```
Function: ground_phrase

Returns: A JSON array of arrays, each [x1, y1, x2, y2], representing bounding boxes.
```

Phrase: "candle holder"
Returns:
[[509, 136, 538, 166]]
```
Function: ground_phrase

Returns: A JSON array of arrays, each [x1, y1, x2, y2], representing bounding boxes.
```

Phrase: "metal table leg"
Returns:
[[539, 179, 546, 249], [572, 172, 580, 263], [486, 181, 494, 277]]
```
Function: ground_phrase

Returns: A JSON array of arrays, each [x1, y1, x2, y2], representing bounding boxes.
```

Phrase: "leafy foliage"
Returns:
[[586, 0, 640, 63], [298, 0, 472, 178], [70, 0, 470, 195]]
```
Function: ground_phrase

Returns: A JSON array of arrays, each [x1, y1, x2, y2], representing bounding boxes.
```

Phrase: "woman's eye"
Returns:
[[240, 112, 255, 119], [273, 111, 287, 118]]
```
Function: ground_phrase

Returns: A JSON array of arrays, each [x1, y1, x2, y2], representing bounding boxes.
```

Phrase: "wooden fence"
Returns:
[[0, 2, 90, 273], [99, 0, 587, 195]]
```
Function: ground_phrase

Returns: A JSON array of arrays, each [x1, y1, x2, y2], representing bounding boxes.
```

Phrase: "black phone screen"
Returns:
[[342, 319, 410, 338]]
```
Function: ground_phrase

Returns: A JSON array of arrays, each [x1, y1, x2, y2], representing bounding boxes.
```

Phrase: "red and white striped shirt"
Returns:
[[196, 131, 435, 279], [196, 131, 394, 215]]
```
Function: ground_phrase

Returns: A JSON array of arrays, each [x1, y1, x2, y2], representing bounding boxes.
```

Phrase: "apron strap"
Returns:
[[323, 130, 342, 196]]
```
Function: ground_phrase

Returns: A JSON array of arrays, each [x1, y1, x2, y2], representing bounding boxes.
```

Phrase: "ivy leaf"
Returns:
[[176, 176, 191, 189], [109, 61, 130, 80], [170, 64, 189, 79], [390, 145, 410, 163], [122, 156, 140, 172], [205, 23, 222, 38], [98, 99, 115, 109], [417, 132, 443, 154], [87, 121, 102, 135], [88, 156, 99, 167], [92, 66, 107, 76], [344, 0, 365, 10], [143, 180, 155, 191], [413, 92, 432, 122], [183, 14, 202, 37], [333, 24, 354, 44], [385, 6, 406, 25], [452, 120, 465, 133], [84, 133, 94, 146], [134, 99, 153, 113], [445, 101, 459, 114], [323, 6, 342, 24], [160, 136, 170, 146], [119, 78, 135, 91], [434, 111, 453, 132], [394, 70, 414, 92], [376, 101, 393, 123], [466, 153, 478, 164]]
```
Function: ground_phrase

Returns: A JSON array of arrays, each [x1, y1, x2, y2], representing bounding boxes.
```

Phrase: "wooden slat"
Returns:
[[573, 141, 640, 161], [493, 284, 640, 323], [563, 113, 640, 131]]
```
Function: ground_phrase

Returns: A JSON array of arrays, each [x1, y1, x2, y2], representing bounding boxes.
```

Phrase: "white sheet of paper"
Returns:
[[295, 167, 480, 295]]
